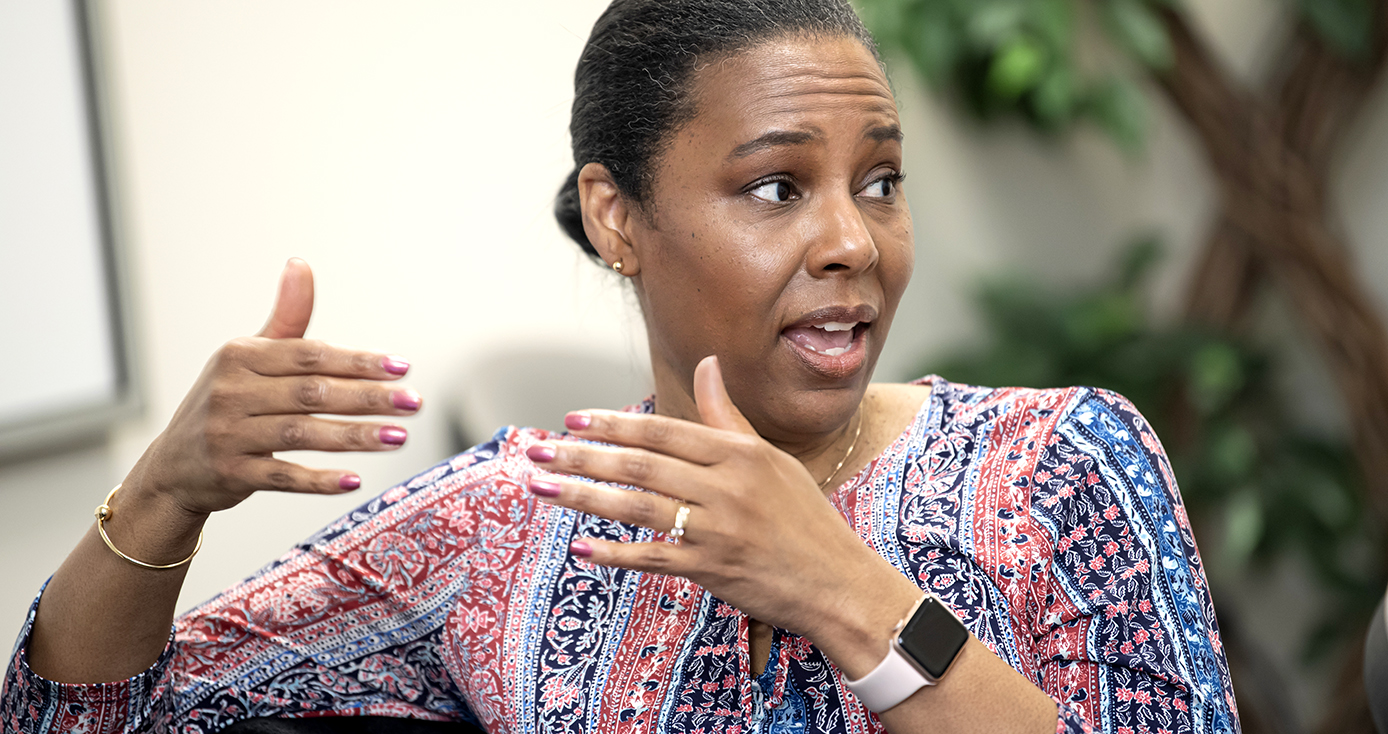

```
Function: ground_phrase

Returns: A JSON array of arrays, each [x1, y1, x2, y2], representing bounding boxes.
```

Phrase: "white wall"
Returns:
[[1, 0, 644, 628], [3, 4, 1387, 721]]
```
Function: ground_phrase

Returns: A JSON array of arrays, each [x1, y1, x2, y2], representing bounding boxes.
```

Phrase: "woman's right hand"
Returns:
[[26, 258, 419, 685], [122, 258, 420, 518]]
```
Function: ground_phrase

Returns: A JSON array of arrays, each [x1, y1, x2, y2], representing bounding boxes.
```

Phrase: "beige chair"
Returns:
[[443, 345, 653, 452]]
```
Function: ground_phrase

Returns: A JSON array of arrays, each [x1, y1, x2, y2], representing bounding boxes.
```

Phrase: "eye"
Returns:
[[861, 172, 903, 199], [749, 179, 797, 203]]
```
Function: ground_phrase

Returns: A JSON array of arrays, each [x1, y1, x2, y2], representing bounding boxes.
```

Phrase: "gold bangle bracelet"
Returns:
[[94, 485, 203, 570]]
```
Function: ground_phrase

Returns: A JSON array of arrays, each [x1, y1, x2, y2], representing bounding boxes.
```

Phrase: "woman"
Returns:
[[2, 1, 1238, 732]]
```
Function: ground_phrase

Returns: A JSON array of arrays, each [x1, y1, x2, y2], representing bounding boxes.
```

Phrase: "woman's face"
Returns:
[[627, 34, 913, 445]]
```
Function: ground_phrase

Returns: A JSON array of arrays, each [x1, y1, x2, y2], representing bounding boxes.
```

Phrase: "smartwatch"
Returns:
[[843, 594, 969, 713]]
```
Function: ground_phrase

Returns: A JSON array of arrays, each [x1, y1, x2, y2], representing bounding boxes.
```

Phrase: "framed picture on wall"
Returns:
[[0, 0, 140, 463]]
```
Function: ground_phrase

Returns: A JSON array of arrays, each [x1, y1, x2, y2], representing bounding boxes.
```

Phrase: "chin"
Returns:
[[726, 346, 880, 444]]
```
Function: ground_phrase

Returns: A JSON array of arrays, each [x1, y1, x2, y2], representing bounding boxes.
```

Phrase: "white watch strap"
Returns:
[[843, 641, 934, 713]]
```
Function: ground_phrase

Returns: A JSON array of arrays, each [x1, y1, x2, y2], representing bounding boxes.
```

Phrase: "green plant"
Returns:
[[861, 0, 1388, 724], [927, 238, 1386, 659], [855, 0, 1379, 151]]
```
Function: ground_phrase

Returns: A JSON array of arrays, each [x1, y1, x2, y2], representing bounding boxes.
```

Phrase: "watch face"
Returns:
[[896, 596, 969, 680]]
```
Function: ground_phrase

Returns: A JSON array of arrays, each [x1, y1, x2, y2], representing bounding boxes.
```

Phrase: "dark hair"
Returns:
[[553, 0, 881, 258]]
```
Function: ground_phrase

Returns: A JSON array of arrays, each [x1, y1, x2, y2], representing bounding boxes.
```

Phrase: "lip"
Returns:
[[780, 304, 878, 380]]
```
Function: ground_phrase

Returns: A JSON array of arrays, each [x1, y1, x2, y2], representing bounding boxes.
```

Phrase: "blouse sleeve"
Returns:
[[1027, 390, 1240, 734], [0, 432, 519, 734]]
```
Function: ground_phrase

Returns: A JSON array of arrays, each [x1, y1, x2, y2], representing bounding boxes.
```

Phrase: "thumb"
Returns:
[[693, 355, 756, 434], [257, 258, 314, 339]]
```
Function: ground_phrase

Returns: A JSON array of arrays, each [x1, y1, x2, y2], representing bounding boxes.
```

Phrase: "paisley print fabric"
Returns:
[[2, 379, 1239, 733]]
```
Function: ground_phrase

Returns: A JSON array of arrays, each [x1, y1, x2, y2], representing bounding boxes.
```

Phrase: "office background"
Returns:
[[6, 0, 1388, 729]]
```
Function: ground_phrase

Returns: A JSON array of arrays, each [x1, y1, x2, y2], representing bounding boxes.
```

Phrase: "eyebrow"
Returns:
[[727, 130, 818, 160], [867, 124, 903, 143], [726, 124, 904, 161]]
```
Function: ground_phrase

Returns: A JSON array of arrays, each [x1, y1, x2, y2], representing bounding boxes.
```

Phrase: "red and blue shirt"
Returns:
[[3, 379, 1240, 733]]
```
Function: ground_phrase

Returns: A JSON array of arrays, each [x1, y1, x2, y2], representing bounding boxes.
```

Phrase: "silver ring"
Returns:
[[669, 505, 690, 543]]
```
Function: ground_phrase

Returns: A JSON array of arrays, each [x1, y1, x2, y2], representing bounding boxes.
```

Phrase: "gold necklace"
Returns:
[[818, 409, 863, 492]]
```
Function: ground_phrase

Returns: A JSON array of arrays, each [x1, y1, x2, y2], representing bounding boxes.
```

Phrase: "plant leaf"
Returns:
[[1028, 0, 1076, 48], [1030, 64, 1078, 126], [1188, 342, 1245, 414], [1295, 0, 1374, 59], [1101, 0, 1175, 70], [966, 0, 1029, 49], [988, 36, 1049, 99], [904, 3, 964, 85], [1224, 489, 1264, 565], [1117, 234, 1164, 290], [1085, 78, 1148, 152], [852, 0, 910, 48]]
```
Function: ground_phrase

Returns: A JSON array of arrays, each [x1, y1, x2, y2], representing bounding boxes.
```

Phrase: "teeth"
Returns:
[[815, 322, 856, 332], [823, 347, 848, 356]]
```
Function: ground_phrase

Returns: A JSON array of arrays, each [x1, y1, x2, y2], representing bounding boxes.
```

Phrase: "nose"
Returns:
[[806, 191, 878, 276]]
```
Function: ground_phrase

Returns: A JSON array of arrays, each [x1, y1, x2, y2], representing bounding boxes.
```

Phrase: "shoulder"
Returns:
[[908, 375, 1149, 437], [903, 374, 1097, 436], [905, 376, 1172, 503]]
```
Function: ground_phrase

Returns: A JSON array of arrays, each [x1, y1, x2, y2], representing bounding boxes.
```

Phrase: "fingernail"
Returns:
[[339, 474, 362, 490], [564, 411, 592, 431], [526, 443, 556, 463], [392, 390, 422, 411], [570, 540, 593, 558], [529, 478, 562, 498], [383, 356, 410, 376], [379, 426, 408, 445]]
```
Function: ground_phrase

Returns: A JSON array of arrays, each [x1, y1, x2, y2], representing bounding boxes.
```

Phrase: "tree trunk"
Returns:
[[1151, 6, 1388, 732], [1159, 4, 1388, 524]]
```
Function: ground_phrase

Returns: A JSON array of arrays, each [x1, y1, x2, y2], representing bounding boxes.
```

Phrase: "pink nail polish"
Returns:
[[379, 426, 407, 445], [339, 474, 362, 490], [383, 356, 410, 376], [564, 411, 592, 431], [527, 443, 556, 463], [529, 478, 562, 497], [570, 540, 593, 558], [392, 390, 422, 411]]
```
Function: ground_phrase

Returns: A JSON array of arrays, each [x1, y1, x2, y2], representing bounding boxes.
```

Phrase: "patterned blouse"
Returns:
[[3, 379, 1240, 734]]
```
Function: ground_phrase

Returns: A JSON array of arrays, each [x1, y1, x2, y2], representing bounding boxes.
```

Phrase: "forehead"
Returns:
[[684, 35, 898, 145]]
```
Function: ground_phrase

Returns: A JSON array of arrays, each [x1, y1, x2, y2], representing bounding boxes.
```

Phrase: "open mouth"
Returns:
[[782, 320, 869, 356], [780, 306, 876, 379]]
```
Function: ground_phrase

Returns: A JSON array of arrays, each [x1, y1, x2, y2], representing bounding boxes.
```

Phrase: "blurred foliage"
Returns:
[[854, 0, 1378, 151], [1296, 0, 1378, 58], [925, 238, 1387, 659]]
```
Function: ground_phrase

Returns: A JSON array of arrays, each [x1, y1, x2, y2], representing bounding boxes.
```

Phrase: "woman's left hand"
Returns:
[[523, 355, 920, 659]]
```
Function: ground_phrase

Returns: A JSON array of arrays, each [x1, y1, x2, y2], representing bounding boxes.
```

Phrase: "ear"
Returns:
[[578, 162, 642, 276]]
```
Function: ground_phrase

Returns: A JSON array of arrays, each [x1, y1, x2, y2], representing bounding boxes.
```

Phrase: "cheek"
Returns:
[[647, 217, 797, 312], [888, 223, 915, 296], [871, 209, 915, 305]]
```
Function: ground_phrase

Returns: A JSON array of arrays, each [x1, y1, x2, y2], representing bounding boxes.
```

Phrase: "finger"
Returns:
[[239, 457, 364, 494], [244, 415, 409, 453], [562, 410, 730, 465], [528, 475, 689, 534], [257, 258, 315, 339], [568, 537, 684, 576], [244, 375, 422, 417], [526, 440, 702, 499], [693, 356, 756, 434], [231, 338, 410, 380]]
